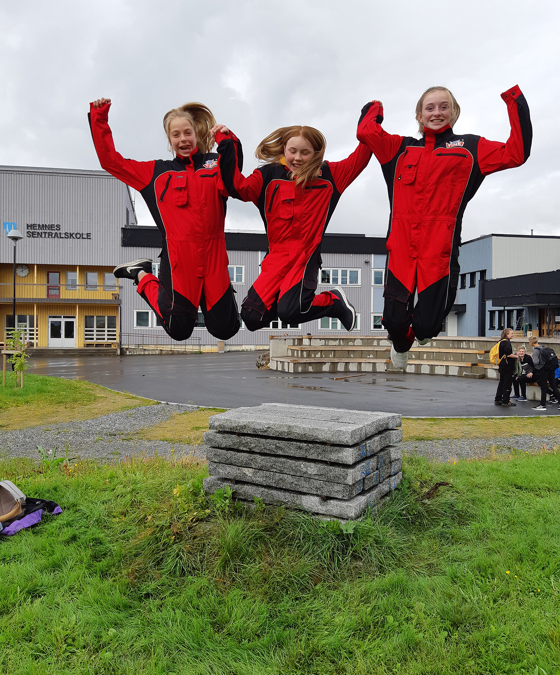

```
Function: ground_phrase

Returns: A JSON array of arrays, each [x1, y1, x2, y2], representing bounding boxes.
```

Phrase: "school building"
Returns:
[[0, 164, 136, 349], [1, 164, 559, 351], [455, 234, 560, 340]]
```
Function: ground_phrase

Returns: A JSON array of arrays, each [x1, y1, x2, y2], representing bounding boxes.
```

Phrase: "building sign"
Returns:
[[3, 222, 17, 236], [26, 223, 92, 240]]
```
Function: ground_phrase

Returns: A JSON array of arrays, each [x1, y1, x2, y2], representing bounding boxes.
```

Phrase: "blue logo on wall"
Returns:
[[3, 222, 17, 236]]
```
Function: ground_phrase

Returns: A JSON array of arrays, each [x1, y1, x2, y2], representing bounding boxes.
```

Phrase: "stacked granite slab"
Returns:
[[203, 403, 403, 519]]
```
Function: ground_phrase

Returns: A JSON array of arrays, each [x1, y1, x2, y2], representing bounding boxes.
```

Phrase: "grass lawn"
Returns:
[[1, 374, 560, 673], [0, 451, 559, 674], [0, 373, 154, 430]]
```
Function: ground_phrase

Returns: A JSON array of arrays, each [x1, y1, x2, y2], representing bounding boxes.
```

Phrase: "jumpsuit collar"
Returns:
[[423, 124, 453, 150], [175, 147, 199, 165]]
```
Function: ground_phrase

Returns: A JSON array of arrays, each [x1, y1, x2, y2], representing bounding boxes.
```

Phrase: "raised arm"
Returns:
[[477, 85, 532, 175], [326, 141, 372, 194], [215, 130, 263, 204], [88, 99, 155, 191], [357, 100, 405, 165]]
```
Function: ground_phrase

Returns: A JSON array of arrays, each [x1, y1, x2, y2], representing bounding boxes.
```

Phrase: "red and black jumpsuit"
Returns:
[[216, 127, 373, 330], [357, 85, 532, 352], [89, 102, 240, 342]]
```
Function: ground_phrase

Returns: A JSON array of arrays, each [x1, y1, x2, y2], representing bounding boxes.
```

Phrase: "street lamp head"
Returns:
[[6, 229, 23, 242]]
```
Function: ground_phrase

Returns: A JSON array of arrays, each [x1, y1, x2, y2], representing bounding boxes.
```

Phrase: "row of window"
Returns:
[[46, 271, 116, 295], [5, 314, 117, 342], [227, 266, 385, 287], [488, 309, 525, 331], [459, 270, 486, 290], [134, 310, 385, 332]]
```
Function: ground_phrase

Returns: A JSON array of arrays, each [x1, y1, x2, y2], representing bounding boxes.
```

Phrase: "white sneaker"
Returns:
[[390, 344, 409, 370], [532, 405, 547, 411]]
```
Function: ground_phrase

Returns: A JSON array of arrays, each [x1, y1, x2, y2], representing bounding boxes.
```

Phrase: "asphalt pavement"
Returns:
[[27, 351, 556, 418]]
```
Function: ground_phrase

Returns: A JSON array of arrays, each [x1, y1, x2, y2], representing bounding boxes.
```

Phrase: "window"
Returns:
[[497, 310, 505, 330], [320, 268, 360, 285], [104, 273, 117, 291], [506, 309, 514, 328], [479, 269, 486, 282], [469, 272, 476, 288], [488, 311, 496, 330], [85, 272, 98, 290], [319, 315, 361, 330], [66, 271, 77, 290], [372, 269, 384, 286], [195, 312, 205, 328], [228, 265, 244, 283], [134, 310, 162, 329], [47, 271, 60, 298], [5, 314, 37, 341], [269, 319, 299, 329], [372, 314, 383, 330], [460, 274, 466, 289], [85, 315, 117, 342]]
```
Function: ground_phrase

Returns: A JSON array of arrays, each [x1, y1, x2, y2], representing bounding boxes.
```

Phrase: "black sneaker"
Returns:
[[113, 259, 153, 283], [549, 397, 558, 404], [494, 401, 502, 406], [503, 401, 517, 407], [331, 287, 356, 331]]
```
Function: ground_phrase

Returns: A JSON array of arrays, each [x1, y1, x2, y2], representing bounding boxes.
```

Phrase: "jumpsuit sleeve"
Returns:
[[356, 100, 405, 165], [326, 142, 372, 194], [477, 85, 532, 176], [216, 130, 263, 204], [88, 102, 155, 191]]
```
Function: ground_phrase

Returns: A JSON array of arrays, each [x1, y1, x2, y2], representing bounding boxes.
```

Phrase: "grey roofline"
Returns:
[[0, 164, 112, 178], [461, 232, 560, 246]]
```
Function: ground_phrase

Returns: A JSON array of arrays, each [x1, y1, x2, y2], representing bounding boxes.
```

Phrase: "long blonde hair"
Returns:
[[255, 125, 326, 186], [415, 86, 461, 133], [163, 102, 216, 155]]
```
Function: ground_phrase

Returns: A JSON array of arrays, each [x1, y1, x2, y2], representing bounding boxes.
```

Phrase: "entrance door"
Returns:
[[48, 316, 76, 348]]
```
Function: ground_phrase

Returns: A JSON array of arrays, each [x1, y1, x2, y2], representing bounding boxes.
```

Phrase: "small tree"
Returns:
[[5, 329, 28, 387]]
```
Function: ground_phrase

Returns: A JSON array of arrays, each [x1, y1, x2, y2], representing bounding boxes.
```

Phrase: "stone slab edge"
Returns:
[[205, 445, 403, 484], [208, 404, 401, 445], [207, 462, 380, 499], [203, 473, 403, 520], [204, 428, 403, 464]]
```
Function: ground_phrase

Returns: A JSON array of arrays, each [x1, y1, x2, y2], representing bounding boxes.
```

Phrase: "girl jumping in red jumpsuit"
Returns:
[[357, 85, 532, 369], [214, 113, 377, 332], [89, 98, 240, 342]]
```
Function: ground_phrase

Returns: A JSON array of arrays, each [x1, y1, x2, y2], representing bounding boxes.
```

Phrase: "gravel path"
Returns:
[[1, 404, 559, 464], [402, 435, 560, 462], [0, 404, 204, 463]]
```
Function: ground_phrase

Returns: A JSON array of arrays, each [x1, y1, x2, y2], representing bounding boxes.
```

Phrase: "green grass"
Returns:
[[0, 373, 154, 429], [1, 450, 559, 674]]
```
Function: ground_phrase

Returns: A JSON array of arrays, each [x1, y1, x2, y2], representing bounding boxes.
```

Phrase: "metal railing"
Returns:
[[0, 282, 119, 302], [121, 332, 202, 352]]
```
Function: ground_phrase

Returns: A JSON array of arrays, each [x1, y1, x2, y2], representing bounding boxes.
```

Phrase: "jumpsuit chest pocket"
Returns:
[[269, 182, 295, 219], [400, 153, 420, 185], [160, 173, 188, 206]]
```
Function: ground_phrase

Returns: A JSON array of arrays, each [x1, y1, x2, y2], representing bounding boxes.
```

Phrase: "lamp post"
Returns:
[[6, 229, 23, 337]]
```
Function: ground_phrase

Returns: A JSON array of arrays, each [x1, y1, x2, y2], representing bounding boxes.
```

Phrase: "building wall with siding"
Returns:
[[0, 165, 135, 266]]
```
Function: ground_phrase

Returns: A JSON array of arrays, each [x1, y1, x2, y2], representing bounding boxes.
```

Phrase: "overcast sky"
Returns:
[[1, 0, 557, 242]]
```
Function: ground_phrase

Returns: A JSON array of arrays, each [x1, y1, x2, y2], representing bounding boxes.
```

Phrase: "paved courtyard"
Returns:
[[27, 351, 555, 417]]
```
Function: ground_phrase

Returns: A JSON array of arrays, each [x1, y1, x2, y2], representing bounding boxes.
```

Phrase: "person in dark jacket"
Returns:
[[215, 116, 375, 331], [512, 346, 534, 401], [529, 336, 560, 411], [357, 86, 532, 370], [494, 328, 518, 406], [89, 98, 240, 342]]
